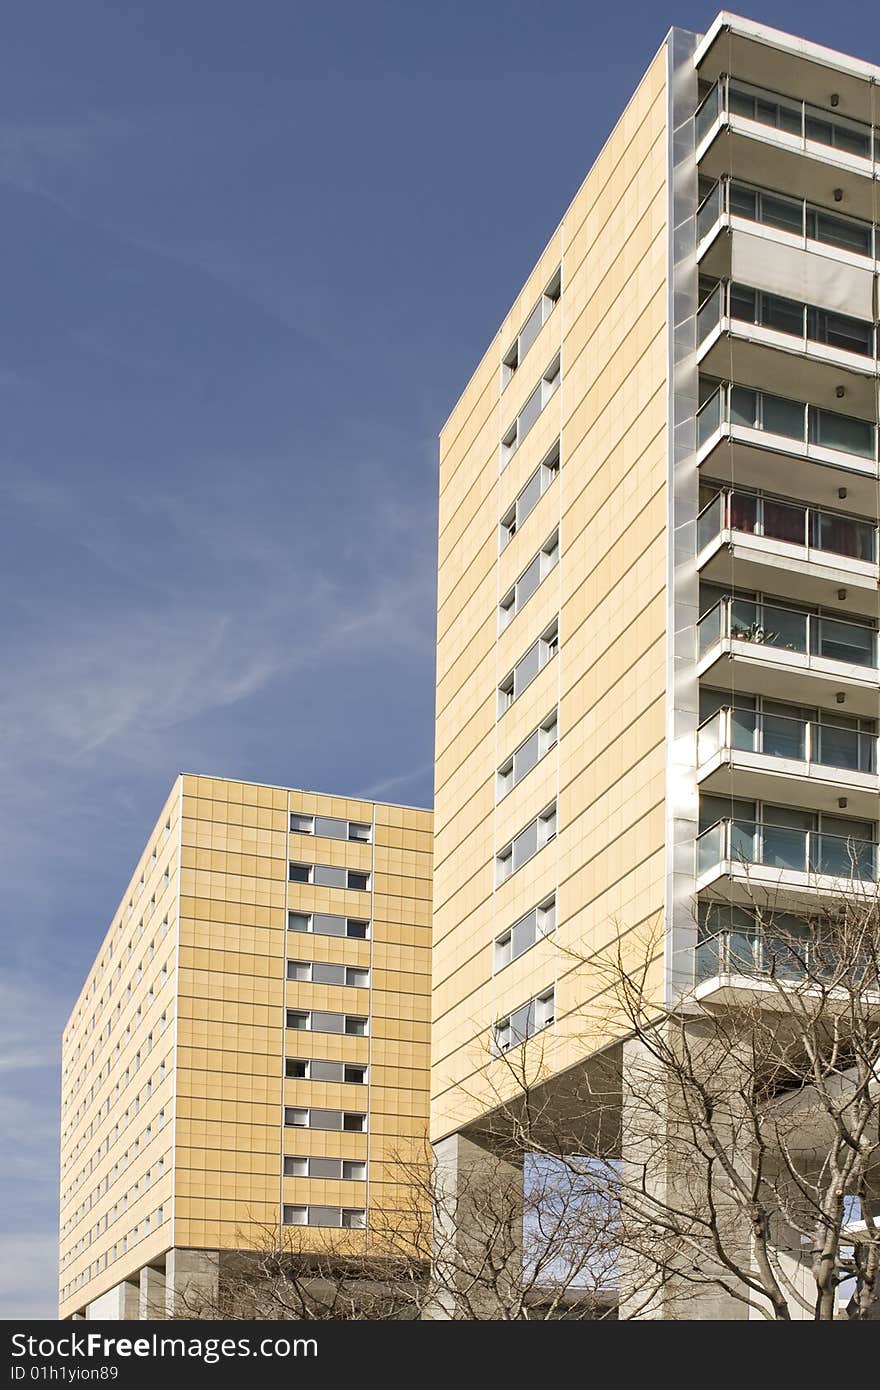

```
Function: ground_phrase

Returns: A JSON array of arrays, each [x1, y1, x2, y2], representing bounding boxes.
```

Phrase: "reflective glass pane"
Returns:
[[760, 824, 807, 870], [762, 498, 805, 544], [761, 713, 805, 760], [761, 393, 805, 439], [813, 616, 875, 666], [759, 192, 803, 234], [810, 408, 875, 458]]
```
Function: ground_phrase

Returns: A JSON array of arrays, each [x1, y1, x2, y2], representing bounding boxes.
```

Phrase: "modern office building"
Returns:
[[59, 775, 432, 1320], [432, 11, 880, 1315]]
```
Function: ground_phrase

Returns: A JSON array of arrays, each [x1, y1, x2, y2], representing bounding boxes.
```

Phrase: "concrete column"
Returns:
[[164, 1248, 220, 1319], [428, 1132, 523, 1319], [139, 1263, 167, 1320], [618, 1027, 750, 1320], [86, 1278, 140, 1320]]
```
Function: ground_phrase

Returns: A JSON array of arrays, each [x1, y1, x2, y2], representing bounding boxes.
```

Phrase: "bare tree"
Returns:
[[172, 887, 880, 1322]]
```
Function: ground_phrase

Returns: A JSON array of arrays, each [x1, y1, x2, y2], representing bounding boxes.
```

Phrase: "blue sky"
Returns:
[[2, 0, 877, 1320]]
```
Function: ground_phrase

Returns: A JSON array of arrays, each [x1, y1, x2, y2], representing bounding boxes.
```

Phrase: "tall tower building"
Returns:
[[59, 775, 432, 1319], [432, 11, 880, 1315]]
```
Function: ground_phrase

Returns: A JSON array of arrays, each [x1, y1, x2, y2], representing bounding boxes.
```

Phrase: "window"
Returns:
[[287, 961, 370, 987], [285, 1059, 309, 1078], [500, 441, 560, 549], [288, 864, 372, 890], [288, 911, 370, 939], [494, 986, 555, 1053], [502, 269, 561, 385], [500, 355, 562, 466], [284, 1108, 367, 1132], [344, 1015, 368, 1036], [497, 620, 559, 715], [344, 1064, 367, 1084], [286, 1011, 310, 1031], [494, 895, 557, 971], [283, 1205, 366, 1228], [291, 813, 372, 842], [497, 710, 558, 798], [496, 804, 557, 885], [499, 532, 560, 630], [287, 1009, 369, 1035], [283, 1156, 367, 1180]]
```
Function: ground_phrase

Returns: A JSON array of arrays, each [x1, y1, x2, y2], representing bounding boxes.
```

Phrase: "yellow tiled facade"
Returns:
[[432, 46, 670, 1140], [59, 777, 432, 1319]]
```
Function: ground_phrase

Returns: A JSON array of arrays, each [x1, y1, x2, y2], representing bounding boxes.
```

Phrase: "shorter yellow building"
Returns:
[[59, 775, 432, 1320]]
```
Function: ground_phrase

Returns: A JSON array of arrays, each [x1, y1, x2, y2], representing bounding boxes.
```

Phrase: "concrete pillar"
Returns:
[[86, 1278, 140, 1320], [139, 1263, 167, 1320], [164, 1248, 220, 1319], [428, 1132, 524, 1319], [618, 1027, 750, 1320]]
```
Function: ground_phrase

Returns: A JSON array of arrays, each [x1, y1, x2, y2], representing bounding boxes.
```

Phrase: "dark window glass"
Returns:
[[288, 864, 310, 883], [807, 208, 872, 255], [807, 307, 872, 356]]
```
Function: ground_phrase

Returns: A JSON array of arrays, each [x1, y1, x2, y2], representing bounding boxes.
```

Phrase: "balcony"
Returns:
[[696, 77, 879, 221], [696, 706, 879, 816], [695, 816, 878, 902], [697, 280, 877, 402], [696, 488, 879, 610], [696, 176, 879, 274], [696, 382, 879, 514], [693, 923, 872, 1009], [696, 596, 879, 716]]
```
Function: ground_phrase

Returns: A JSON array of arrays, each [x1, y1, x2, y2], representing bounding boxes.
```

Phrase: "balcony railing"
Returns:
[[696, 280, 876, 358], [695, 76, 878, 163], [695, 926, 840, 984], [697, 595, 878, 668], [696, 176, 878, 258], [696, 488, 878, 564], [696, 817, 878, 881], [696, 382, 878, 462], [697, 707, 877, 775]]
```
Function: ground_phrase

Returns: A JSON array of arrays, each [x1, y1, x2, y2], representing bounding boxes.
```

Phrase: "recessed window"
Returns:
[[343, 1160, 367, 1181], [499, 531, 560, 631], [494, 985, 555, 1053], [288, 911, 371, 939], [496, 803, 557, 885], [497, 620, 559, 715], [285, 1058, 309, 1078], [283, 1156, 308, 1177], [286, 1011, 310, 1031], [502, 269, 562, 386], [497, 710, 559, 798], [500, 441, 560, 549], [283, 1205, 366, 1229], [500, 355, 562, 466], [291, 812, 372, 843], [288, 864, 371, 890], [344, 1064, 367, 1084], [494, 894, 557, 971]]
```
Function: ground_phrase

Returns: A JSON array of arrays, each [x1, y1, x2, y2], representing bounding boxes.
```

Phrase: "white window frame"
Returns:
[[499, 531, 560, 631], [287, 912, 371, 940], [493, 894, 557, 972], [500, 441, 560, 549], [495, 803, 557, 885], [497, 709, 559, 799], [501, 268, 562, 387], [500, 354, 562, 467], [497, 619, 559, 716]]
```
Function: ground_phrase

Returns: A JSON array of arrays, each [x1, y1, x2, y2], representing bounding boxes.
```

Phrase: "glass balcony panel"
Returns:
[[730, 385, 758, 428], [696, 180, 722, 241], [809, 408, 875, 459], [695, 933, 722, 981], [696, 822, 725, 875], [697, 282, 724, 343], [729, 182, 757, 219], [730, 819, 758, 865], [807, 307, 873, 356], [813, 724, 868, 772], [811, 832, 876, 879], [697, 491, 723, 550], [811, 511, 876, 562], [812, 615, 876, 667], [697, 388, 723, 446], [729, 491, 757, 533], [807, 207, 872, 256], [697, 710, 724, 764], [759, 192, 803, 235], [761, 713, 805, 760], [695, 82, 721, 144], [697, 601, 723, 656], [754, 603, 807, 653], [762, 499, 806, 545], [728, 930, 759, 973], [760, 291, 804, 337], [729, 598, 758, 640], [760, 824, 807, 871], [730, 707, 758, 751], [761, 932, 808, 980], [761, 393, 806, 440]]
